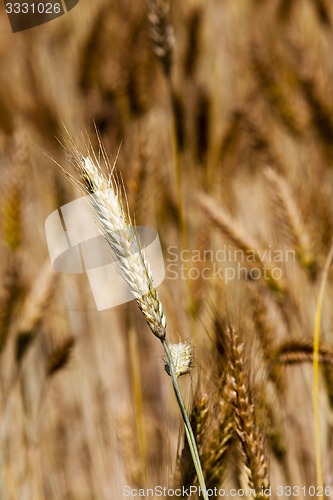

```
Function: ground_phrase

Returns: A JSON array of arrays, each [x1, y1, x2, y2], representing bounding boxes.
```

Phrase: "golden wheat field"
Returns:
[[2, 0, 333, 499]]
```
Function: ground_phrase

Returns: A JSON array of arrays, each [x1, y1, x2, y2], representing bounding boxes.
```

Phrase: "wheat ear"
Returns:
[[277, 340, 333, 366], [198, 192, 285, 295], [263, 167, 315, 273], [66, 143, 209, 500], [226, 327, 270, 498], [148, 0, 175, 78], [82, 155, 167, 340]]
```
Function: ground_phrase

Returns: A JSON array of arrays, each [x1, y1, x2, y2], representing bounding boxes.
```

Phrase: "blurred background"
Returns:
[[1, 0, 333, 498]]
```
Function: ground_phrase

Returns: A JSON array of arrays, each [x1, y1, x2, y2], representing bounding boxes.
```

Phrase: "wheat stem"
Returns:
[[162, 340, 209, 500], [63, 141, 208, 497], [313, 240, 333, 487]]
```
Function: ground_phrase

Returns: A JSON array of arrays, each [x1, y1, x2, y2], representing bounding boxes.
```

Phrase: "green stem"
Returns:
[[162, 340, 209, 500]]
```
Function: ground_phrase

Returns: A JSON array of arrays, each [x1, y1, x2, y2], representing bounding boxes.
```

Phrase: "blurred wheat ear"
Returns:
[[148, 0, 175, 79]]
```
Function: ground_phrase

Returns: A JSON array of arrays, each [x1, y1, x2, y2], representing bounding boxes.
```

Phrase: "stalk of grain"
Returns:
[[312, 241, 333, 487], [177, 392, 209, 492], [64, 141, 209, 499]]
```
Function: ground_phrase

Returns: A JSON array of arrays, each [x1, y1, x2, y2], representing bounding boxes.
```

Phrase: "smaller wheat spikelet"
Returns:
[[164, 341, 192, 377], [62, 138, 209, 500]]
